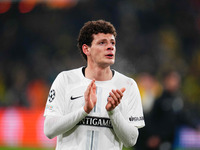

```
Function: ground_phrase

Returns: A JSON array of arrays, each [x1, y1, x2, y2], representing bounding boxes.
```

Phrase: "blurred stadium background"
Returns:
[[0, 0, 200, 150]]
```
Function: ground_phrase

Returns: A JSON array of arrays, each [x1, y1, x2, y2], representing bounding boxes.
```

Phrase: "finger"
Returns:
[[91, 79, 95, 84], [107, 96, 115, 104], [107, 96, 118, 111], [110, 91, 119, 102], [85, 80, 93, 98], [116, 88, 126, 100], [120, 87, 126, 93], [91, 80, 96, 94], [89, 79, 95, 90], [105, 101, 112, 111], [112, 89, 121, 102], [116, 89, 123, 97], [90, 80, 96, 98], [108, 92, 119, 107], [91, 81, 97, 104]]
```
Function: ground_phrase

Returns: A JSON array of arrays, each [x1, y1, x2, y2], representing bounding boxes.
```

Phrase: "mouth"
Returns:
[[105, 53, 114, 59]]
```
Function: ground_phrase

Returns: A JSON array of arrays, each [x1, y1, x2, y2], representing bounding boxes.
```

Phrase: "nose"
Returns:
[[107, 43, 115, 51]]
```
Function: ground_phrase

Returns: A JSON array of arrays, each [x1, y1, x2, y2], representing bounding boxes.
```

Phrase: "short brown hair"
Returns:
[[77, 20, 117, 61]]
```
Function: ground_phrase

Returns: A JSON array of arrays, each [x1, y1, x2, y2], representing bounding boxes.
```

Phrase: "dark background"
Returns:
[[1, 0, 200, 109]]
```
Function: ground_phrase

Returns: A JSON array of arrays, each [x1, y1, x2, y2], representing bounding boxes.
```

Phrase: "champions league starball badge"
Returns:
[[48, 89, 55, 102]]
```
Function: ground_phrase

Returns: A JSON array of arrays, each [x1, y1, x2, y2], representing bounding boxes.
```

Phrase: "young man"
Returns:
[[44, 20, 145, 150]]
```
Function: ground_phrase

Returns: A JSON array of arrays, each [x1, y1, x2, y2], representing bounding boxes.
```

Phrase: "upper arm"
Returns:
[[44, 72, 66, 117]]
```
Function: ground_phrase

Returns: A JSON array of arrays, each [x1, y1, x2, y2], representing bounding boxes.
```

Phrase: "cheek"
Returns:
[[114, 47, 116, 53], [93, 49, 102, 57], [90, 51, 101, 62]]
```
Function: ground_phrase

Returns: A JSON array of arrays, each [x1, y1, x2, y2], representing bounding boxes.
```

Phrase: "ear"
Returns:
[[82, 44, 90, 56]]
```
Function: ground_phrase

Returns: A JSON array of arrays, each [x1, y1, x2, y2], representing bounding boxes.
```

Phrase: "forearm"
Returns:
[[44, 107, 87, 139], [108, 108, 139, 147]]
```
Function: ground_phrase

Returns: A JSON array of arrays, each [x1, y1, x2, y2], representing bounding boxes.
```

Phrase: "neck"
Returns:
[[85, 65, 113, 81]]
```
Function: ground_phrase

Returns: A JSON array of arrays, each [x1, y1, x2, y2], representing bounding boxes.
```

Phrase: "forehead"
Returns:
[[92, 33, 115, 41]]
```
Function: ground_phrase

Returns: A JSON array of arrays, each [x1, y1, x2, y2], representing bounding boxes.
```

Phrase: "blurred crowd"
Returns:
[[135, 70, 200, 150], [0, 0, 200, 148]]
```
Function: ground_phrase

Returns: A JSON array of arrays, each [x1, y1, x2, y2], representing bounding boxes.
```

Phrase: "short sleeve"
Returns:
[[126, 79, 145, 128], [44, 72, 66, 117]]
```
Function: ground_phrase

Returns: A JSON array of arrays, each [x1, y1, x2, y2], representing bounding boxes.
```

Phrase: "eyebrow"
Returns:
[[98, 38, 115, 42]]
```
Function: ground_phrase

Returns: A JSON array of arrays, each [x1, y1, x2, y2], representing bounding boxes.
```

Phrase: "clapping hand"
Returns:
[[84, 80, 97, 113], [106, 88, 126, 111]]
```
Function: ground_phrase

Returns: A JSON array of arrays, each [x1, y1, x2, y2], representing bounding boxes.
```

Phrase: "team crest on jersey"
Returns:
[[48, 89, 55, 102]]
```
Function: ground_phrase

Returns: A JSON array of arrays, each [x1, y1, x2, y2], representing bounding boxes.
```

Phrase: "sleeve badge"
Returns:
[[48, 89, 55, 103]]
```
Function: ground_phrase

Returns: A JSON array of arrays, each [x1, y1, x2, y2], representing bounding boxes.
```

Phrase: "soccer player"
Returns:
[[44, 20, 145, 150]]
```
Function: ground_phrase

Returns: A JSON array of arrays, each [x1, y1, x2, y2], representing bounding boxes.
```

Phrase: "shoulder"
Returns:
[[55, 67, 83, 83], [114, 70, 137, 87], [59, 67, 82, 76]]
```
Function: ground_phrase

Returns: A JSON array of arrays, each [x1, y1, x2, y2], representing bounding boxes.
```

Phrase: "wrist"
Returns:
[[107, 107, 120, 115]]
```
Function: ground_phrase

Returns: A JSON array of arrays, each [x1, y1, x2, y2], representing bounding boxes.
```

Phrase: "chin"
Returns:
[[108, 60, 115, 66], [100, 61, 115, 68]]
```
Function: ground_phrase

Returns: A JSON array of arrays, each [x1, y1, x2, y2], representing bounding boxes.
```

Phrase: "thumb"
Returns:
[[120, 87, 126, 93]]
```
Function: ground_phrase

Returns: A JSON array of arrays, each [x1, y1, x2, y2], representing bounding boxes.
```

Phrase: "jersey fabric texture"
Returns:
[[44, 67, 145, 150]]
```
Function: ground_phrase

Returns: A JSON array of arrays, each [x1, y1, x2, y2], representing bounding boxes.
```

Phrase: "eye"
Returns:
[[111, 41, 115, 45], [99, 41, 105, 45]]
